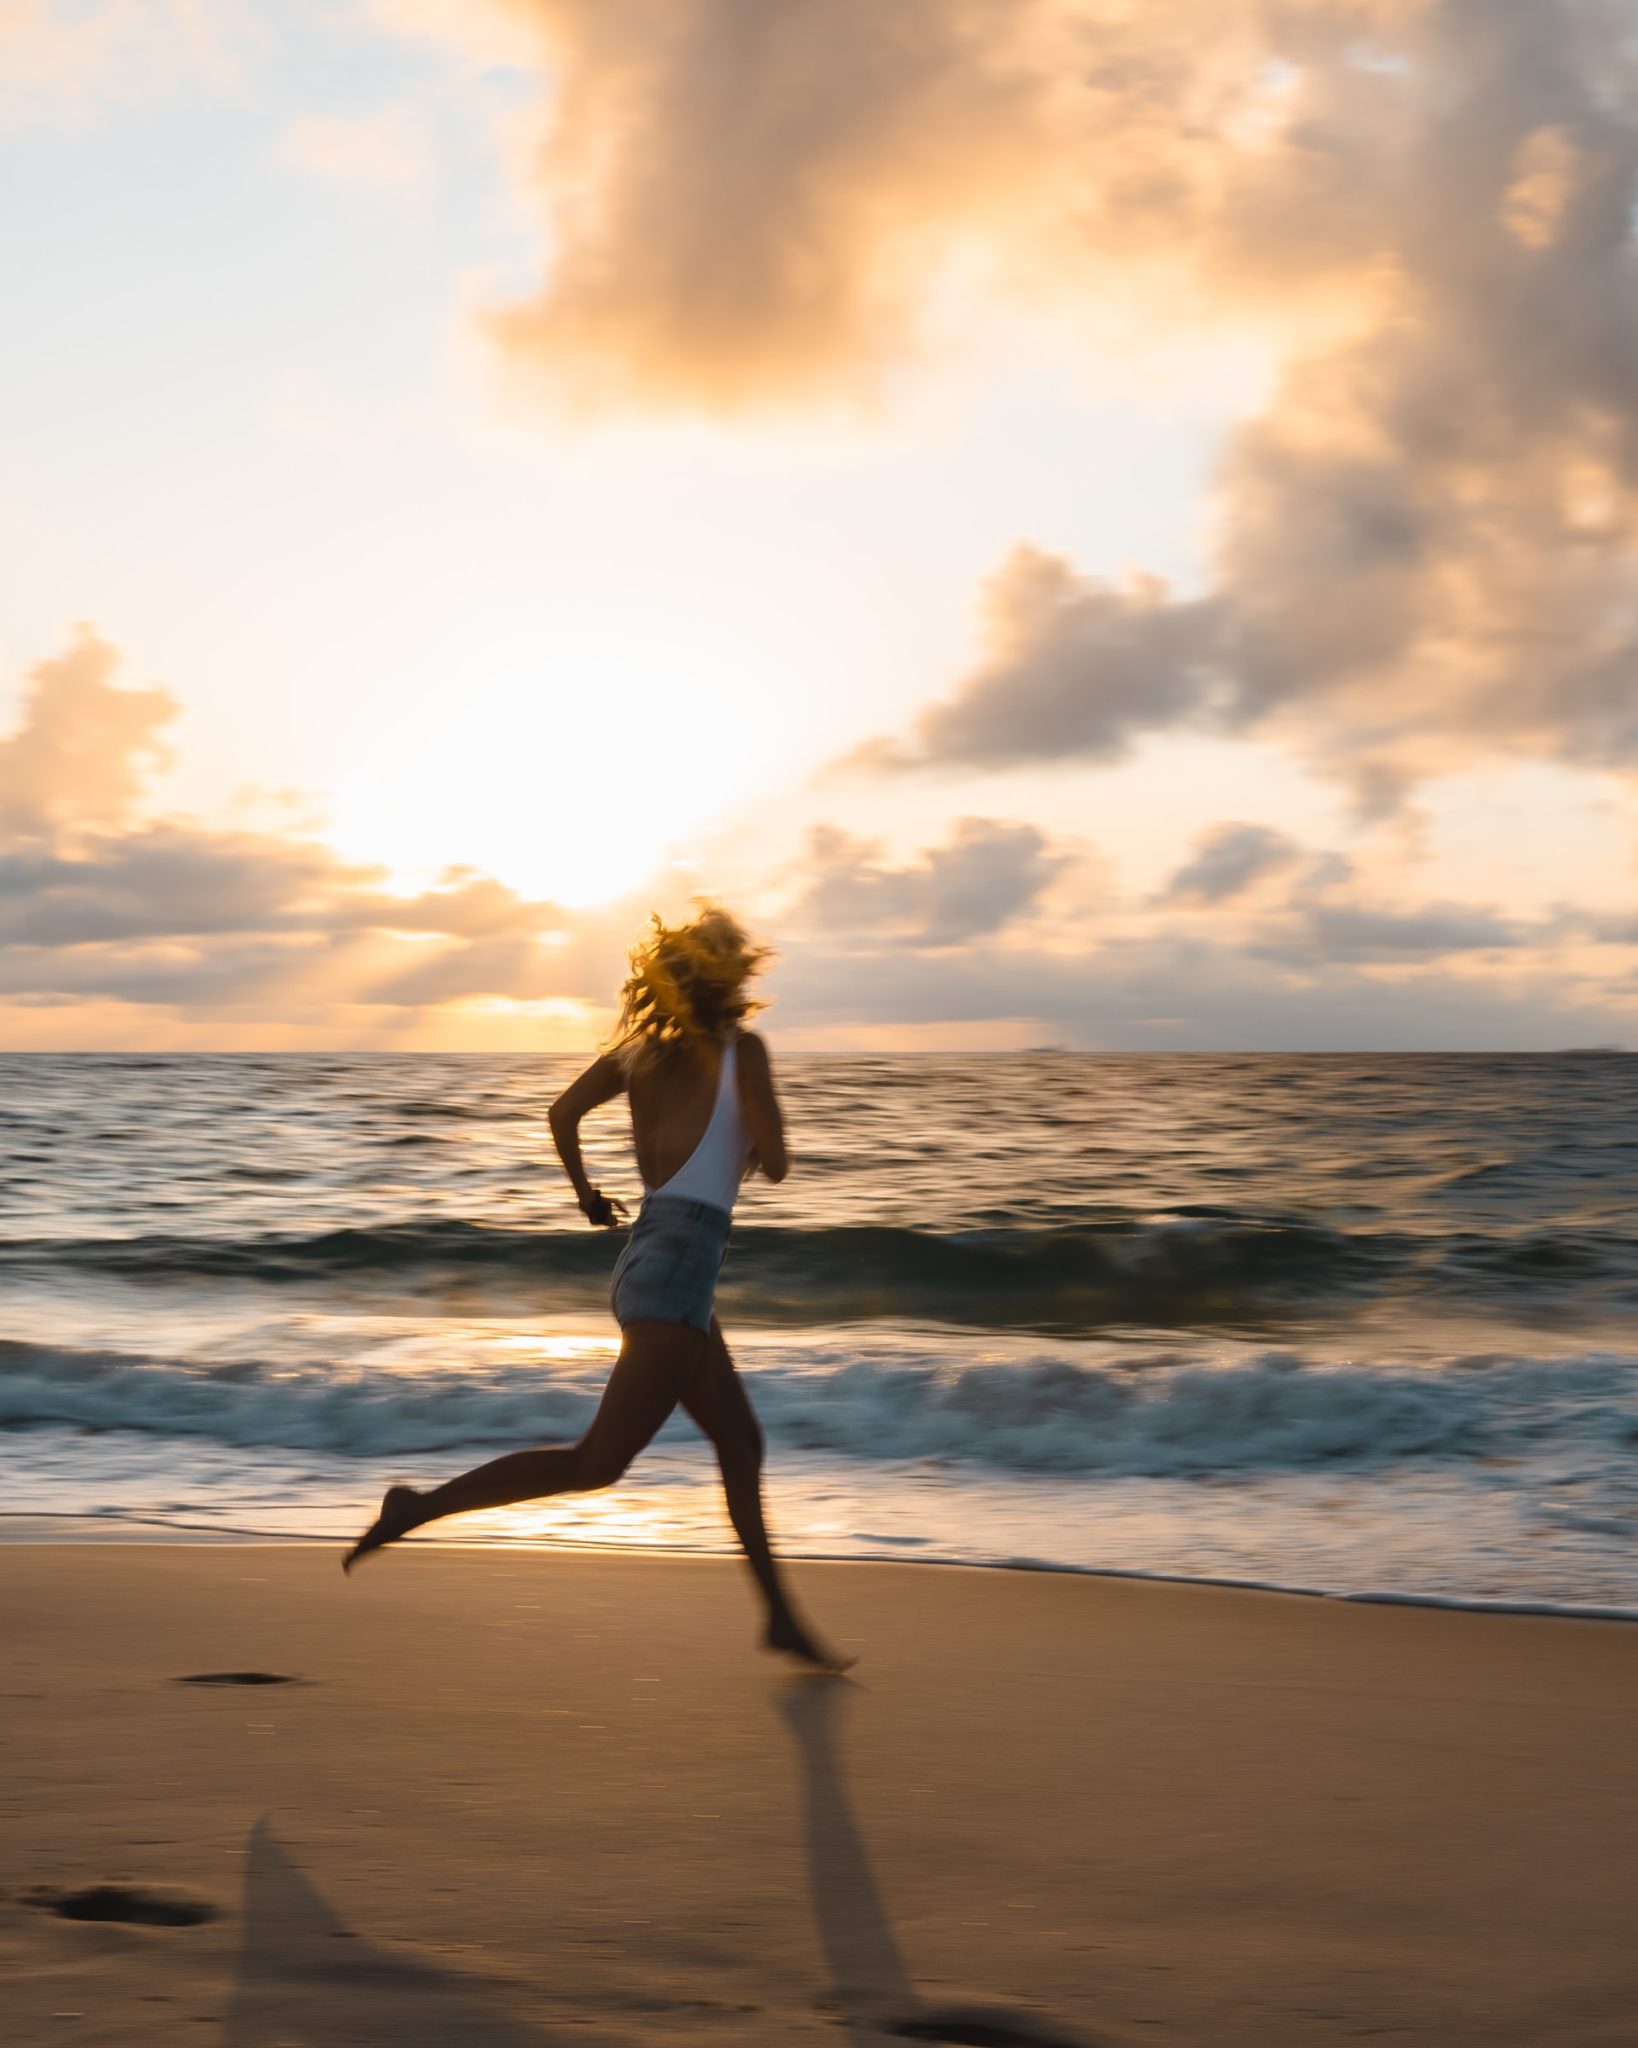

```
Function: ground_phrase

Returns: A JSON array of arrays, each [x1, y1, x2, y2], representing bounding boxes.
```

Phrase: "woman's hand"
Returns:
[[580, 1187, 629, 1229]]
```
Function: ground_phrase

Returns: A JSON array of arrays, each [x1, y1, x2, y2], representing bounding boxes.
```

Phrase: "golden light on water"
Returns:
[[469, 1492, 719, 1552], [490, 1333, 619, 1361]]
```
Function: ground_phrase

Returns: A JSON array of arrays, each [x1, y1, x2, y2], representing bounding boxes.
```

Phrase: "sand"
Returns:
[[2, 1542, 1635, 2047]]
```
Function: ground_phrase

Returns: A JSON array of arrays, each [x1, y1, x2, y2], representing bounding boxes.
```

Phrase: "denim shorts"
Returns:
[[609, 1193, 732, 1334]]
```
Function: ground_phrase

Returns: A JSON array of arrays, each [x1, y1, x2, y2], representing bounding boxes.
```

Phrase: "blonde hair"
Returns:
[[608, 904, 772, 1071]]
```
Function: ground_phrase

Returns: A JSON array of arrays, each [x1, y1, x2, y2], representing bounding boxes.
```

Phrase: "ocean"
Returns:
[[2, 1051, 1635, 1612]]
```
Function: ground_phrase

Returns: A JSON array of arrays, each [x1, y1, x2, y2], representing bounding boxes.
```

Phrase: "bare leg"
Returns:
[[343, 1323, 703, 1570], [680, 1318, 854, 1672]]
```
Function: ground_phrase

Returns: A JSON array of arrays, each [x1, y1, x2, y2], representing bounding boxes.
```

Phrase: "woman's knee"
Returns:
[[573, 1435, 634, 1490], [718, 1419, 764, 1476]]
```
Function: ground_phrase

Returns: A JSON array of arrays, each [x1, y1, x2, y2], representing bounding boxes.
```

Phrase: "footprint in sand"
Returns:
[[174, 1671, 302, 1687], [26, 1885, 217, 1928]]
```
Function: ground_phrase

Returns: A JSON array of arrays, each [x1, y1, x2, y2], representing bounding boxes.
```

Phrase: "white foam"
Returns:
[[2, 1335, 1635, 1478]]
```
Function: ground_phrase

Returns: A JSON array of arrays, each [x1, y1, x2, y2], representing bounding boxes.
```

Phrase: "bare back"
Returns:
[[628, 1037, 737, 1192], [548, 1029, 789, 1207]]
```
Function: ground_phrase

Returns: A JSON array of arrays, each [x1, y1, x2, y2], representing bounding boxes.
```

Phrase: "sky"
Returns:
[[1, 0, 1635, 1051]]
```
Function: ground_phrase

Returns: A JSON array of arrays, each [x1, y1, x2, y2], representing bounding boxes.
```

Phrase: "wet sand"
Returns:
[[2, 1543, 1634, 2046]]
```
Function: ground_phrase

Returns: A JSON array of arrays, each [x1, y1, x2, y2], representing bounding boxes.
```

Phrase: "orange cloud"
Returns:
[[3, 628, 1630, 1050], [840, 5, 1638, 800], [0, 626, 175, 838], [453, 2, 1638, 797], [0, 629, 611, 1030], [0, 0, 247, 126], [474, 0, 1437, 411], [482, 0, 1103, 411]]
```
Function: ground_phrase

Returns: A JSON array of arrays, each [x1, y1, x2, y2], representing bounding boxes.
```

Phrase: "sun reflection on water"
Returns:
[[488, 1332, 620, 1361], [469, 1487, 724, 1552]]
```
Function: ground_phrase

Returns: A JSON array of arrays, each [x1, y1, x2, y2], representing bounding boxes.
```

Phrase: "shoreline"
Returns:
[[5, 1514, 1636, 1624]]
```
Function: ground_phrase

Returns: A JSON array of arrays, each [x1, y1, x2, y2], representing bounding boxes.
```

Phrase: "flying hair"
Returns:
[[608, 904, 772, 1071]]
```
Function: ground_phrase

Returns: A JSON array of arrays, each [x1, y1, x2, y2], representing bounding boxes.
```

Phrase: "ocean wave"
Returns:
[[3, 1216, 1635, 1328], [2, 1336, 1633, 1478]]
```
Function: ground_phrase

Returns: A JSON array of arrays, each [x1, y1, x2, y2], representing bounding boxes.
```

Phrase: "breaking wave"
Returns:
[[3, 1336, 1634, 1479]]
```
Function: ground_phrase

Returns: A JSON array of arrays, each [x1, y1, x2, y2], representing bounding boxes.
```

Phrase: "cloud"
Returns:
[[477, 0, 1422, 412], [1154, 819, 1557, 955], [2, 628, 1629, 1049], [0, 830, 365, 946], [1159, 822, 1305, 906], [0, 625, 176, 839], [770, 808, 1609, 1042], [279, 105, 433, 197], [869, 6, 1638, 795], [483, 0, 1080, 412], [0, 0, 248, 126], [0, 628, 602, 1020], [458, 3, 1638, 795], [1274, 901, 1546, 962], [789, 816, 1066, 946], [853, 550, 1224, 773], [767, 922, 1634, 1051]]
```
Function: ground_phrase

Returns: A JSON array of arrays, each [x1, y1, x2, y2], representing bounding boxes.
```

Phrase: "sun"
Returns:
[[326, 650, 761, 908]]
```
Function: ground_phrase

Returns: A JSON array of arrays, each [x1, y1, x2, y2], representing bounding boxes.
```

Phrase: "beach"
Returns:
[[4, 1542, 1635, 2047], [14, 0, 1638, 2034]]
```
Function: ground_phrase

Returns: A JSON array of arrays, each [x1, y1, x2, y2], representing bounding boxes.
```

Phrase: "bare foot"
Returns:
[[342, 1485, 424, 1574], [763, 1613, 856, 1674]]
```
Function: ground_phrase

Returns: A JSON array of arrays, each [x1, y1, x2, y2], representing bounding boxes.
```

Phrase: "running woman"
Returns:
[[343, 906, 848, 1672]]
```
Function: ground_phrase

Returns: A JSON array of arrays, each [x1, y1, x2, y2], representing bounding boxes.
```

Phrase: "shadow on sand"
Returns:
[[775, 1680, 1095, 2048], [224, 1689, 1093, 2048], [223, 1819, 602, 2048]]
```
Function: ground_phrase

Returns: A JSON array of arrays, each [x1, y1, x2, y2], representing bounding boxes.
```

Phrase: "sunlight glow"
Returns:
[[326, 638, 765, 907], [491, 1333, 620, 1360]]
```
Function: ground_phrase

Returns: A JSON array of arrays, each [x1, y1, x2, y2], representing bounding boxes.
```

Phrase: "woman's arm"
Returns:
[[736, 1031, 789, 1183], [547, 1054, 628, 1223]]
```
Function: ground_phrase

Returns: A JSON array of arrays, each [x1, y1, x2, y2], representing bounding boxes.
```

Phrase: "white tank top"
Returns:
[[646, 1039, 750, 1213]]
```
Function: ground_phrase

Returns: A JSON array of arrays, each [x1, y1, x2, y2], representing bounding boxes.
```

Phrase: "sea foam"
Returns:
[[2, 1336, 1633, 1478]]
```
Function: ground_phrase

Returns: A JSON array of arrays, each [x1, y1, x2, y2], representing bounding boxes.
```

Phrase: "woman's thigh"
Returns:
[[578, 1321, 709, 1477]]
